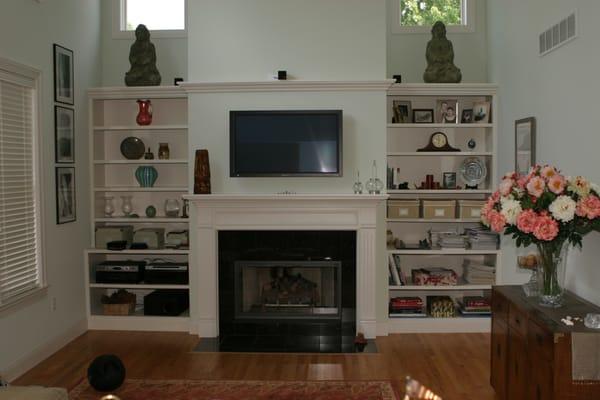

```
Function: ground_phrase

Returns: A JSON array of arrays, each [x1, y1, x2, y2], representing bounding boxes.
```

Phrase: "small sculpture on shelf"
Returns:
[[121, 195, 133, 217], [365, 161, 383, 194], [353, 169, 363, 194], [145, 205, 157, 218], [136, 99, 153, 126], [158, 143, 170, 160], [423, 21, 462, 83], [103, 196, 115, 217], [125, 24, 161, 86]]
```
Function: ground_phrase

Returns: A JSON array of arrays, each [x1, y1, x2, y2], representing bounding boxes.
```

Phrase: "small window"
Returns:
[[113, 0, 187, 39], [392, 0, 475, 34], [0, 57, 45, 310]]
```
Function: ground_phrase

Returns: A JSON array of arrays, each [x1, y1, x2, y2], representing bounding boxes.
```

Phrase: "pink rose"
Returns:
[[488, 210, 507, 233], [499, 179, 514, 196], [491, 191, 501, 202], [547, 175, 566, 195], [527, 176, 546, 198], [517, 175, 528, 190], [541, 166, 558, 180], [576, 195, 600, 219], [533, 214, 559, 241], [516, 209, 538, 234]]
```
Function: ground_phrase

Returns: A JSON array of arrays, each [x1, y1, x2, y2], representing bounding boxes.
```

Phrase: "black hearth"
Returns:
[[218, 231, 356, 353]]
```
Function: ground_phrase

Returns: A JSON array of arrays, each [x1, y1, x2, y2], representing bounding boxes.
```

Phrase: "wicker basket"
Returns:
[[103, 301, 135, 316]]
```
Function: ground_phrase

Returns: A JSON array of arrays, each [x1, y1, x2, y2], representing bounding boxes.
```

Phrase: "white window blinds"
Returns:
[[0, 64, 42, 306]]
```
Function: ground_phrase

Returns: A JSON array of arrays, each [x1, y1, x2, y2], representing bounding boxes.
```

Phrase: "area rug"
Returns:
[[69, 379, 398, 400]]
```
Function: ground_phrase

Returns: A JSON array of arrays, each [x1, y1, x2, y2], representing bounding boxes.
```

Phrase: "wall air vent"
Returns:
[[539, 12, 577, 56]]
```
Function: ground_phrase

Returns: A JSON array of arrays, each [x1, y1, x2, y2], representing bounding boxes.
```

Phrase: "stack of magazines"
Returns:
[[412, 268, 458, 286], [458, 296, 491, 316], [389, 297, 426, 318], [463, 259, 496, 284], [465, 227, 499, 250], [428, 228, 465, 249]]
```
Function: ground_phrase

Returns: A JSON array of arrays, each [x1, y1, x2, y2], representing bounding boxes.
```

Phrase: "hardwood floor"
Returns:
[[15, 331, 497, 400]]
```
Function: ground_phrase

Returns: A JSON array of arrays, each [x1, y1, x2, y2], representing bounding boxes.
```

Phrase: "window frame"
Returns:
[[391, 0, 476, 34], [112, 0, 188, 40], [0, 57, 46, 312]]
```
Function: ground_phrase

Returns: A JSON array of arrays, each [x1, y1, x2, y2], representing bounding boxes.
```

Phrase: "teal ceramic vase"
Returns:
[[135, 166, 158, 187]]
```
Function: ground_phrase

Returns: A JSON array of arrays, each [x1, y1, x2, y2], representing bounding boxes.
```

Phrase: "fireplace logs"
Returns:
[[261, 267, 319, 307]]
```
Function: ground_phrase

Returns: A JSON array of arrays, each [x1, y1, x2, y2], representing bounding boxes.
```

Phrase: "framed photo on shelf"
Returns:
[[53, 44, 74, 105], [392, 100, 412, 123], [515, 117, 536, 175], [55, 106, 74, 163], [56, 167, 76, 224], [473, 101, 491, 123], [461, 109, 474, 123], [436, 99, 458, 124], [443, 172, 457, 189], [413, 109, 434, 124]]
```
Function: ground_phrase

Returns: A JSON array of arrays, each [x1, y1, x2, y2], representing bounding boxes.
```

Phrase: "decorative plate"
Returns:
[[120, 137, 145, 160], [460, 157, 488, 187]]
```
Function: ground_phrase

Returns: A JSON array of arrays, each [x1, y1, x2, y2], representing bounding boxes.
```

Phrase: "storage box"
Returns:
[[459, 200, 486, 219], [422, 200, 456, 219], [133, 228, 165, 249], [95, 225, 134, 249], [388, 200, 420, 219], [103, 302, 135, 316]]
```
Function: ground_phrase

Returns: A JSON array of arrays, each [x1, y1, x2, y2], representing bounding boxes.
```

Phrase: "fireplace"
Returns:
[[219, 230, 356, 353]]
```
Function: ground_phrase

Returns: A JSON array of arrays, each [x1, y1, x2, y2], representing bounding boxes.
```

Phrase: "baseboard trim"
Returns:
[[1, 319, 87, 382]]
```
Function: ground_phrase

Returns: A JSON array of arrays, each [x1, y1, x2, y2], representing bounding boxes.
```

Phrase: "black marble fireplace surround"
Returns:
[[218, 230, 357, 353]]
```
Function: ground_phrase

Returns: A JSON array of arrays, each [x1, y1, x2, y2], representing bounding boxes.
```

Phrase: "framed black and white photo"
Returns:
[[473, 101, 491, 123], [56, 167, 76, 224], [436, 99, 458, 124], [461, 109, 474, 124], [515, 117, 536, 175], [53, 44, 74, 105], [392, 100, 412, 123], [55, 106, 74, 163], [413, 109, 434, 124]]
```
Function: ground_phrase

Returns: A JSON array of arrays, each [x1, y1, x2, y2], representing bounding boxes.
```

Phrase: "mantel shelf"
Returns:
[[94, 187, 189, 193], [93, 159, 187, 165], [93, 125, 188, 132]]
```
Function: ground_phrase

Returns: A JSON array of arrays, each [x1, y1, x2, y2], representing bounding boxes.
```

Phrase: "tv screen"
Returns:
[[230, 110, 342, 177]]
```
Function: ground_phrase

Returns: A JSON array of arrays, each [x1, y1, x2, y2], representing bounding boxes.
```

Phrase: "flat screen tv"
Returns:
[[230, 110, 343, 177]]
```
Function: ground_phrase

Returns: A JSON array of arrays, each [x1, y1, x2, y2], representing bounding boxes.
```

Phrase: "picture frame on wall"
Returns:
[[413, 109, 434, 124], [55, 106, 74, 163], [53, 44, 74, 105], [392, 100, 412, 123], [56, 167, 76, 224], [515, 117, 536, 175]]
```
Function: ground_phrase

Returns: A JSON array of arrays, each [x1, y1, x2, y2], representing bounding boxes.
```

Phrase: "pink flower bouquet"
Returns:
[[482, 165, 600, 306]]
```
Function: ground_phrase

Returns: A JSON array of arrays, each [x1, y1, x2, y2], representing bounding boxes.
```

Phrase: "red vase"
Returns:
[[136, 99, 153, 126]]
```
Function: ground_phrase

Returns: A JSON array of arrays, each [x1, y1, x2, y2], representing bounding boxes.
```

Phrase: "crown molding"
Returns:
[[87, 86, 187, 100]]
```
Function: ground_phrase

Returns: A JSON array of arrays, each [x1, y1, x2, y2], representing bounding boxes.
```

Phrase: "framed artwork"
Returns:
[[515, 117, 536, 175], [413, 109, 434, 124], [473, 101, 491, 123], [56, 167, 76, 224], [55, 106, 74, 163], [461, 109, 474, 124], [53, 44, 74, 105], [392, 100, 412, 123], [443, 172, 457, 189], [437, 99, 459, 124]]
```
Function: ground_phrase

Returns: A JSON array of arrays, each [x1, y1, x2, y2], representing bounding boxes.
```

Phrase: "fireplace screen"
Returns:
[[234, 261, 342, 319]]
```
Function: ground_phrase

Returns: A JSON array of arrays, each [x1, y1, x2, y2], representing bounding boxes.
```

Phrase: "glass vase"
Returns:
[[536, 241, 569, 308], [121, 195, 133, 216]]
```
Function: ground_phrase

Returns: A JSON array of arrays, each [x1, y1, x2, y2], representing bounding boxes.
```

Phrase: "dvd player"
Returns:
[[144, 262, 189, 284], [95, 261, 146, 284]]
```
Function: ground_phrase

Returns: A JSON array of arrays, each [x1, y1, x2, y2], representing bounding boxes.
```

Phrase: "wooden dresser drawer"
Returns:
[[527, 319, 554, 362], [508, 303, 528, 337]]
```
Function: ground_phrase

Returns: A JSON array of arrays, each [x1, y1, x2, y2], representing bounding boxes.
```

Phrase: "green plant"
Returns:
[[400, 0, 462, 27]]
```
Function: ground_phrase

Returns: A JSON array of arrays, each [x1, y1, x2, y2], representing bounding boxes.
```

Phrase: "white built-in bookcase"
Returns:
[[84, 86, 191, 332], [385, 84, 500, 333]]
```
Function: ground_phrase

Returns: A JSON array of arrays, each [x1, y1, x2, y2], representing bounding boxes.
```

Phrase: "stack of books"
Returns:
[[463, 260, 496, 284], [428, 228, 460, 249], [389, 297, 426, 318], [388, 254, 407, 286], [439, 234, 468, 249], [458, 296, 491, 316], [412, 268, 458, 286], [465, 227, 499, 250]]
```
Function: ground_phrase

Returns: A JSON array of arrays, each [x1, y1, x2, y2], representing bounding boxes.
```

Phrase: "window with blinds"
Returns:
[[0, 58, 43, 308]]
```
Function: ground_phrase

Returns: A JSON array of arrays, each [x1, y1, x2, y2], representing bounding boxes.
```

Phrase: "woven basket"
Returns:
[[103, 302, 135, 316]]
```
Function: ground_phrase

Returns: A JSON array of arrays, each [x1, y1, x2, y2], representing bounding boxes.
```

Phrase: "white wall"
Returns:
[[0, 0, 101, 378], [100, 0, 187, 86], [187, 0, 387, 81], [387, 0, 488, 82], [488, 0, 600, 304]]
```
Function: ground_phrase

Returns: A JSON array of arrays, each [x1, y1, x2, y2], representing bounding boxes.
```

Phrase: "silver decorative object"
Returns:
[[353, 169, 363, 194]]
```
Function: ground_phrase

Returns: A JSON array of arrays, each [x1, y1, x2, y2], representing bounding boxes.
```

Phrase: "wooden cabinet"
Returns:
[[491, 286, 600, 400]]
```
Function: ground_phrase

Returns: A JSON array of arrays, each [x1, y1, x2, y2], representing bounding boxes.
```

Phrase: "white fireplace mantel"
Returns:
[[184, 194, 387, 339]]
